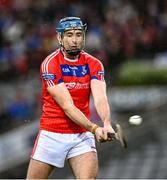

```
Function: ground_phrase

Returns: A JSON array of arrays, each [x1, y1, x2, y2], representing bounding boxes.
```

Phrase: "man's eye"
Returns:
[[67, 34, 73, 37], [76, 33, 82, 37]]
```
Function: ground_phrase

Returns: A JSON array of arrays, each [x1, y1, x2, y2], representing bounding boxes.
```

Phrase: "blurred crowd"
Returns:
[[0, 0, 167, 133]]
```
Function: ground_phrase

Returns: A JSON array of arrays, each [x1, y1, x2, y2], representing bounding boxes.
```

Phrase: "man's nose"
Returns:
[[72, 36, 77, 43]]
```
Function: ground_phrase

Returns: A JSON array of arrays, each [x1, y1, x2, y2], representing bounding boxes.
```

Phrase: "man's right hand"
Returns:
[[94, 127, 115, 143]]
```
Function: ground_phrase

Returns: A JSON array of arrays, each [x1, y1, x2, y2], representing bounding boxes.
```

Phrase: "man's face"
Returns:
[[60, 28, 84, 55]]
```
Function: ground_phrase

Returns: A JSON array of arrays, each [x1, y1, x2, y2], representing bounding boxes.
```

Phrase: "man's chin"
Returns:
[[66, 49, 81, 56]]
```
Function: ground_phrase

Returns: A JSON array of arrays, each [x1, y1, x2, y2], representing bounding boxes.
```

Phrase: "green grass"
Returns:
[[116, 61, 167, 86]]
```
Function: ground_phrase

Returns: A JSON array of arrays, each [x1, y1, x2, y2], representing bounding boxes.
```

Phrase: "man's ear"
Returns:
[[57, 33, 62, 45]]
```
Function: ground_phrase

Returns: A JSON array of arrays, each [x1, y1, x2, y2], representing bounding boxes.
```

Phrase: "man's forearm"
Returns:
[[95, 98, 112, 125], [64, 103, 97, 132]]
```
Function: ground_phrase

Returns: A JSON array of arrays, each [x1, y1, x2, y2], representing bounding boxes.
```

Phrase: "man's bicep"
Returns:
[[47, 83, 73, 109]]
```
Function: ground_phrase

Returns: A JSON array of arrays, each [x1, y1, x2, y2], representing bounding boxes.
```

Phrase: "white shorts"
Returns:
[[31, 130, 96, 168]]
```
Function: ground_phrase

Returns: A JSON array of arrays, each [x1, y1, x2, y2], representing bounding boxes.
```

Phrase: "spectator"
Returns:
[[7, 92, 33, 126]]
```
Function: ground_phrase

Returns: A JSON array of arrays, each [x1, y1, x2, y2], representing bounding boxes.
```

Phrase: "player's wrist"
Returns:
[[103, 119, 111, 126], [91, 124, 99, 134]]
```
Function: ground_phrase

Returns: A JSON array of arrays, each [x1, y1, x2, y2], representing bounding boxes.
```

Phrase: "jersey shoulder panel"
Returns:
[[81, 51, 104, 69], [40, 49, 60, 74], [40, 49, 63, 87]]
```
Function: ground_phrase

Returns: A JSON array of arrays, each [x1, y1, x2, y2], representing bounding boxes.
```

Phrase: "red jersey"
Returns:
[[40, 49, 104, 133]]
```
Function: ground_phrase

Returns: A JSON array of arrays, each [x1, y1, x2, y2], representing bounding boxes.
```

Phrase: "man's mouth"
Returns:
[[71, 46, 78, 49]]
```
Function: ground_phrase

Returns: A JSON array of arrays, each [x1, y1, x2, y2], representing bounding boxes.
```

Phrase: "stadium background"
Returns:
[[0, 0, 167, 178]]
